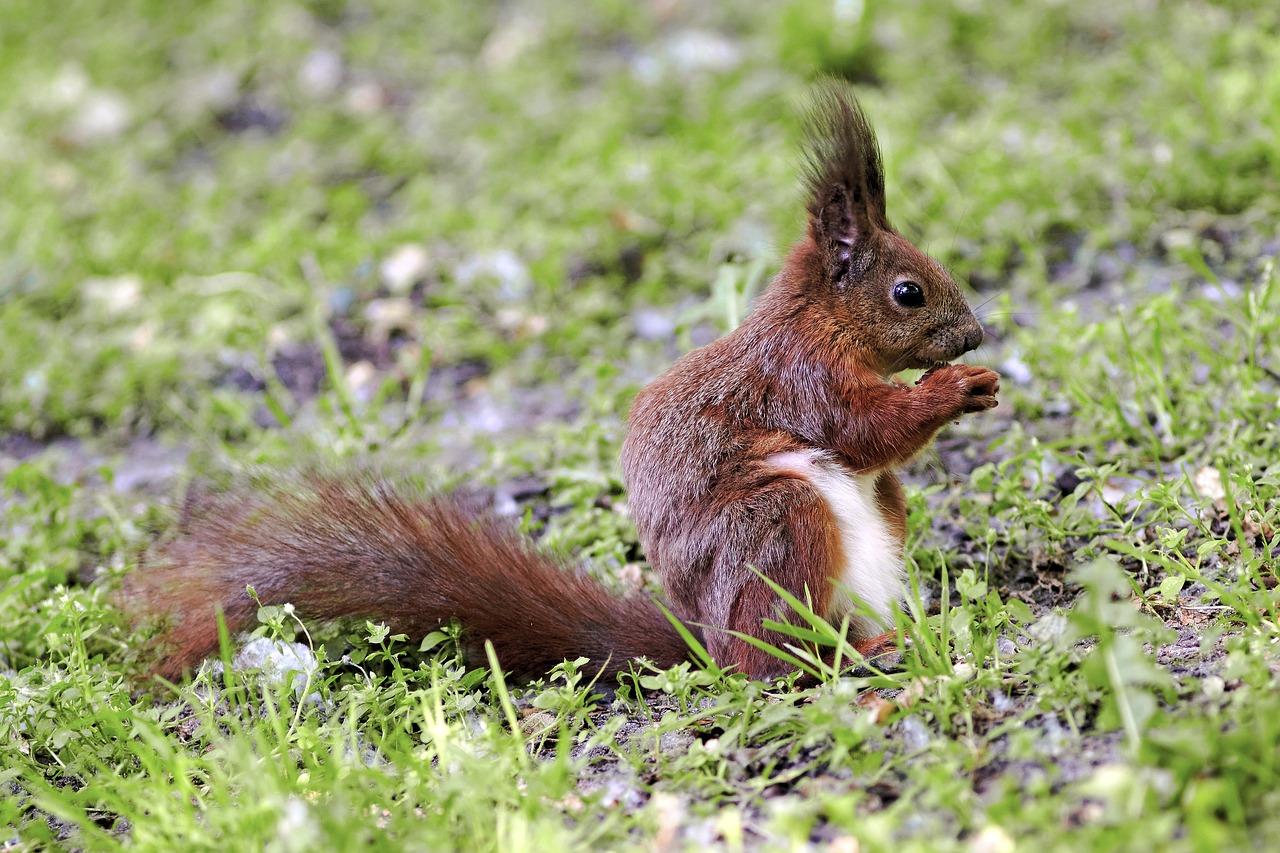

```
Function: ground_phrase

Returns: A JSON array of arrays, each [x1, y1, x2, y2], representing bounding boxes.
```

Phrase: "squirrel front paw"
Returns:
[[919, 364, 1000, 415]]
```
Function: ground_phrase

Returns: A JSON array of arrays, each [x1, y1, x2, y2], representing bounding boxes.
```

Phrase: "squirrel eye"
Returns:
[[892, 281, 925, 308]]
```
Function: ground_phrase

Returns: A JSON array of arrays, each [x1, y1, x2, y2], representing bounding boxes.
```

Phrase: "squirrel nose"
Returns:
[[963, 324, 983, 352]]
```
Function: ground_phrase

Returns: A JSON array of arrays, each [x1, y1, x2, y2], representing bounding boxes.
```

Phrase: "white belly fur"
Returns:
[[766, 450, 904, 637]]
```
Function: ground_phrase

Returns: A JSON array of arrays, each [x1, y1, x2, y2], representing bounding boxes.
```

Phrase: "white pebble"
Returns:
[[633, 308, 675, 340], [232, 637, 318, 692], [298, 50, 344, 97], [1000, 353, 1032, 385], [380, 244, 430, 294], [65, 91, 131, 145], [81, 274, 143, 314]]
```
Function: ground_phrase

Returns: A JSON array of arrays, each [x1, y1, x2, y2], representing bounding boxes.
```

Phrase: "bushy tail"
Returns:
[[123, 474, 692, 682]]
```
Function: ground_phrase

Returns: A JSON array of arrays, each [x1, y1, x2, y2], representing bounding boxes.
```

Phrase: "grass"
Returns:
[[2, 0, 1279, 849]]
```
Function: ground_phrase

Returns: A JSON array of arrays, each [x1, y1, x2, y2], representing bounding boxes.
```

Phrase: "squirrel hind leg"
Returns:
[[699, 476, 845, 680]]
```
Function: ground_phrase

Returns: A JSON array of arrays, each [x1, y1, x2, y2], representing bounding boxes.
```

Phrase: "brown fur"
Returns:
[[620, 84, 997, 679], [125, 83, 998, 683], [125, 476, 691, 682]]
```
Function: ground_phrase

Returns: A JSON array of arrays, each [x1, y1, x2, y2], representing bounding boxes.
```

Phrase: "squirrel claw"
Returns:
[[916, 363, 947, 385]]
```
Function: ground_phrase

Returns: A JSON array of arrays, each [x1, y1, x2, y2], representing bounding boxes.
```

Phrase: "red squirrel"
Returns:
[[124, 83, 998, 684]]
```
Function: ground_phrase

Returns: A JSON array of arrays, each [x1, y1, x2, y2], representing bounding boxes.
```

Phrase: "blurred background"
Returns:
[[3, 9, 1280, 843], [0, 0, 1276, 472]]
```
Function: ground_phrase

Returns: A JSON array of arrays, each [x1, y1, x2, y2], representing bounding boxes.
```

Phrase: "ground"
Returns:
[[1, 1, 1279, 850]]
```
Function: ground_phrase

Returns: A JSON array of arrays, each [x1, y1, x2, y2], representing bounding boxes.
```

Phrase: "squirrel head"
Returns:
[[798, 82, 984, 376]]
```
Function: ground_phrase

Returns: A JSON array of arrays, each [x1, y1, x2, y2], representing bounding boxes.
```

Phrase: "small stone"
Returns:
[[598, 774, 644, 810], [298, 50, 344, 97], [617, 563, 643, 589], [494, 308, 524, 331], [491, 492, 519, 517], [1035, 713, 1070, 756], [65, 91, 131, 145], [459, 398, 507, 434], [232, 638, 318, 691], [46, 163, 78, 192], [267, 325, 291, 348], [274, 796, 320, 849], [658, 729, 695, 755], [1028, 611, 1070, 649], [990, 691, 1018, 714], [1081, 763, 1134, 798], [1201, 279, 1242, 302], [346, 80, 388, 115], [489, 250, 531, 298], [1160, 228, 1196, 253], [491, 308, 545, 337], [633, 29, 741, 83], [379, 244, 431, 294], [45, 64, 89, 108], [131, 323, 155, 351], [968, 825, 1015, 853], [662, 29, 741, 73], [329, 286, 357, 315], [345, 360, 378, 402], [480, 13, 544, 69], [555, 794, 585, 814], [518, 710, 557, 737], [651, 792, 685, 851], [896, 715, 930, 751], [364, 297, 416, 342], [1000, 126, 1025, 153], [1100, 480, 1130, 505], [82, 275, 143, 314], [1000, 353, 1032, 384], [633, 308, 676, 341], [456, 250, 531, 299], [1054, 469, 1084, 496], [174, 69, 240, 120], [1193, 466, 1225, 501], [217, 97, 287, 135]]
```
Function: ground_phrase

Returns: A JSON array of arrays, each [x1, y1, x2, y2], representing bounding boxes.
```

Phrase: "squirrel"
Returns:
[[123, 82, 999, 684]]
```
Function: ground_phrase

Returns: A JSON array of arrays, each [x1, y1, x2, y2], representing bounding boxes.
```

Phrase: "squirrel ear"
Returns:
[[800, 81, 887, 275], [812, 183, 870, 282], [813, 182, 869, 247]]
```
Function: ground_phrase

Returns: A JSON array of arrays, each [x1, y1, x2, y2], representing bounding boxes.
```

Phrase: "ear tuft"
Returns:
[[801, 80, 888, 243]]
